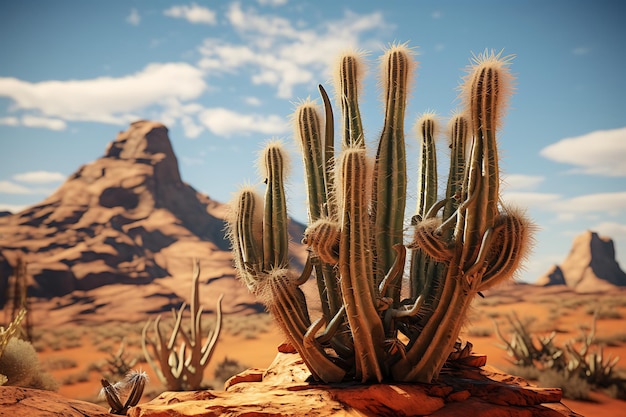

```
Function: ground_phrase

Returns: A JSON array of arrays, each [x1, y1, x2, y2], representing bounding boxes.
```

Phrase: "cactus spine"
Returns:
[[227, 46, 532, 384]]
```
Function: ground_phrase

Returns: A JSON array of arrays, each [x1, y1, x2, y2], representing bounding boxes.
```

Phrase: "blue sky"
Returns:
[[1, 0, 625, 283]]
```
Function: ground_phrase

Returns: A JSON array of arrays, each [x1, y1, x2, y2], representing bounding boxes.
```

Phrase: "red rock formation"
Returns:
[[128, 351, 580, 417], [0, 386, 115, 416], [537, 230, 626, 292], [0, 121, 305, 323]]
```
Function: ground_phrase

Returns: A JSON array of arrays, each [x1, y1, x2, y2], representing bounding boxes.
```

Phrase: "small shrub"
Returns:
[[0, 338, 39, 386], [466, 326, 493, 338], [538, 369, 591, 401], [213, 357, 249, 387], [42, 357, 78, 371], [0, 337, 58, 390]]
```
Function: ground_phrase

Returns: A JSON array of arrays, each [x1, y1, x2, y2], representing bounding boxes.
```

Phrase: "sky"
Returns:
[[0, 0, 625, 283]]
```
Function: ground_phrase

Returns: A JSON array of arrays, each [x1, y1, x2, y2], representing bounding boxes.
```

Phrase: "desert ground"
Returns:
[[26, 282, 626, 417]]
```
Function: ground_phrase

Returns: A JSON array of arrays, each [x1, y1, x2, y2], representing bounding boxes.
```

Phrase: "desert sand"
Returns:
[[25, 282, 624, 417]]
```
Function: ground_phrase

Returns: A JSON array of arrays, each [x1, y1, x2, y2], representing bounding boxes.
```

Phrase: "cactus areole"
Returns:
[[227, 45, 532, 384]]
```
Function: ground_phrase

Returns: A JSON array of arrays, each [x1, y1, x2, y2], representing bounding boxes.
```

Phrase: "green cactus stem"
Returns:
[[228, 187, 264, 292], [337, 146, 385, 382], [335, 51, 365, 148], [261, 142, 290, 270], [409, 112, 439, 300], [372, 44, 414, 300]]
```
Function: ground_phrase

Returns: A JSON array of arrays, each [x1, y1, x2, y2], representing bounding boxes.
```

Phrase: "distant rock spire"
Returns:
[[537, 230, 626, 292]]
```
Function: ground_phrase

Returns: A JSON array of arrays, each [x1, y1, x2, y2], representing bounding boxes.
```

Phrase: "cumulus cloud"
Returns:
[[591, 222, 626, 240], [552, 192, 626, 215], [257, 0, 287, 5], [21, 115, 66, 130], [0, 63, 207, 127], [540, 127, 626, 176], [164, 3, 217, 25], [501, 191, 561, 211], [244, 96, 262, 106], [0, 180, 53, 195], [0, 116, 19, 127], [198, 107, 289, 136], [126, 8, 141, 26], [501, 174, 545, 191], [0, 203, 27, 213], [13, 171, 65, 184], [198, 3, 389, 98]]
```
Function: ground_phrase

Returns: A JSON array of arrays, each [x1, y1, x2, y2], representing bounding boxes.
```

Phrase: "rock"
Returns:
[[129, 352, 581, 417], [537, 230, 626, 291], [0, 386, 114, 417], [0, 121, 307, 324]]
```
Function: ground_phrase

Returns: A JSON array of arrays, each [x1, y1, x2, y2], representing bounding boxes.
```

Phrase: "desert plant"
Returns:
[[213, 356, 249, 387], [0, 330, 58, 390], [100, 337, 139, 380], [495, 312, 626, 399], [142, 260, 223, 390], [226, 44, 532, 383], [3, 257, 32, 341], [100, 369, 148, 415]]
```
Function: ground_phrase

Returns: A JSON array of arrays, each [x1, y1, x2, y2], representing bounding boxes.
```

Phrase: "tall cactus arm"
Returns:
[[334, 51, 366, 148], [409, 112, 440, 299], [294, 99, 327, 222], [227, 187, 264, 292], [260, 142, 290, 270], [458, 50, 514, 259], [337, 146, 385, 382], [372, 44, 414, 298], [442, 113, 469, 237], [415, 113, 439, 219]]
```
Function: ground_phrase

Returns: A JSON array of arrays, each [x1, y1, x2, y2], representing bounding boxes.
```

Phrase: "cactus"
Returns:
[[100, 369, 148, 415], [142, 260, 223, 390], [227, 46, 532, 383]]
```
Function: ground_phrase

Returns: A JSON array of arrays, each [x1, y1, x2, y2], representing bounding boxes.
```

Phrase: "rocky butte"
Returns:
[[0, 121, 303, 324], [537, 230, 626, 292]]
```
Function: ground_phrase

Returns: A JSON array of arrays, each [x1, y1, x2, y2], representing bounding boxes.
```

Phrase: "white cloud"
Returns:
[[0, 116, 19, 126], [503, 190, 626, 218], [501, 191, 561, 211], [552, 192, 626, 215], [198, 107, 289, 136], [0, 203, 26, 213], [0, 63, 207, 126], [198, 4, 390, 98], [244, 96, 262, 106], [126, 8, 141, 26], [257, 0, 288, 5], [0, 180, 53, 195], [540, 127, 626, 176], [21, 115, 66, 130], [591, 222, 626, 240], [13, 171, 65, 184], [501, 174, 544, 191], [181, 116, 204, 138], [164, 3, 217, 25]]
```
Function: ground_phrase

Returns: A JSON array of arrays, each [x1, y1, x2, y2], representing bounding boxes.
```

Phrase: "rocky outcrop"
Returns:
[[128, 351, 580, 417], [0, 386, 114, 417], [0, 121, 306, 323], [537, 230, 626, 292]]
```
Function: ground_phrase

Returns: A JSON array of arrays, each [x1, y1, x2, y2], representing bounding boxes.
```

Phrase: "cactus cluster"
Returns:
[[227, 44, 532, 383]]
